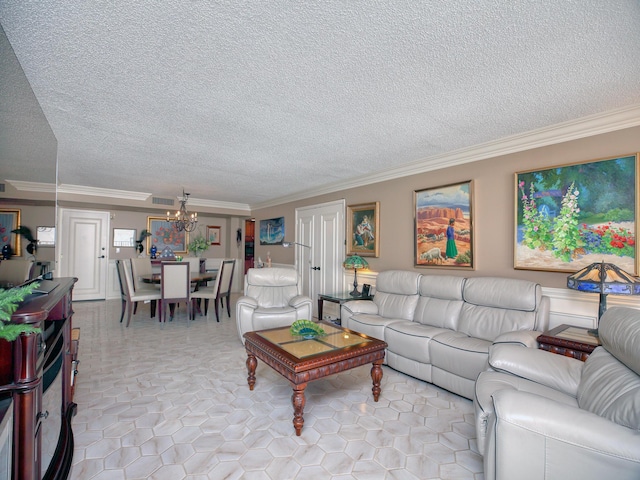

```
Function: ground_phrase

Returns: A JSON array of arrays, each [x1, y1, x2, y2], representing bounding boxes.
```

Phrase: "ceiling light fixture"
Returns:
[[167, 189, 198, 232]]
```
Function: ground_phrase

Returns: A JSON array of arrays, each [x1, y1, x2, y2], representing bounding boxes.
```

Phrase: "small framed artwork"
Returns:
[[113, 228, 136, 247], [259, 217, 284, 245], [346, 202, 380, 257], [207, 225, 221, 245], [362, 284, 371, 296], [147, 217, 188, 254], [515, 153, 638, 274], [0, 209, 21, 256], [37, 226, 56, 247], [414, 181, 474, 269]]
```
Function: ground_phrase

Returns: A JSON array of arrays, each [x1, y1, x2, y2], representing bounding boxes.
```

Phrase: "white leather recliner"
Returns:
[[474, 306, 640, 480], [236, 267, 313, 344]]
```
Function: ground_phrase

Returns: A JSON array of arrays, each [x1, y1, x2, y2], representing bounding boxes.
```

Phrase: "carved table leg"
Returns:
[[291, 383, 307, 436], [246, 353, 257, 391], [371, 359, 383, 402]]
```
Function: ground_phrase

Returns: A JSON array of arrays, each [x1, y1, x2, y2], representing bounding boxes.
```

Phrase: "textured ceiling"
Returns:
[[1, 1, 640, 208]]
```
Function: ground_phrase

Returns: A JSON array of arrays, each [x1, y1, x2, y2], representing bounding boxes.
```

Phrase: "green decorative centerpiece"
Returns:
[[188, 235, 209, 257], [0, 282, 41, 341], [290, 319, 325, 339]]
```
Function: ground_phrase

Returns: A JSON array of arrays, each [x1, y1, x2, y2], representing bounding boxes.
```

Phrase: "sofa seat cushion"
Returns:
[[348, 314, 401, 341], [385, 321, 450, 364], [430, 331, 491, 380], [251, 307, 298, 330]]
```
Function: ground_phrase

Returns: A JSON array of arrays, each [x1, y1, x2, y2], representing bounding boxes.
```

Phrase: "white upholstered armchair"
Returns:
[[236, 267, 312, 344]]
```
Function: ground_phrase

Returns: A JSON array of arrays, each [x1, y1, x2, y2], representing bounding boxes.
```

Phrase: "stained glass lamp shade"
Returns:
[[343, 254, 369, 297], [567, 261, 640, 334]]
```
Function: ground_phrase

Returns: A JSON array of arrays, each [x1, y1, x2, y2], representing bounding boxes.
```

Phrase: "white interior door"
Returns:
[[295, 199, 345, 318], [59, 208, 110, 300]]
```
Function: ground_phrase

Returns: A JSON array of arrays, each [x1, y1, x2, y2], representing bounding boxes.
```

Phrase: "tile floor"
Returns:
[[69, 295, 484, 479]]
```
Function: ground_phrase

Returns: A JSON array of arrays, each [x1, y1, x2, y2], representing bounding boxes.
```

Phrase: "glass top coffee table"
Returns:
[[243, 322, 388, 436]]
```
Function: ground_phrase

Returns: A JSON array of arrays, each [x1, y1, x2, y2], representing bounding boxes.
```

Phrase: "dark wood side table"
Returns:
[[318, 291, 373, 324], [537, 324, 601, 361]]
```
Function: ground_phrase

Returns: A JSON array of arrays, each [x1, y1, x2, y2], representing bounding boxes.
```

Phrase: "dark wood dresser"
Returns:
[[0, 277, 77, 480]]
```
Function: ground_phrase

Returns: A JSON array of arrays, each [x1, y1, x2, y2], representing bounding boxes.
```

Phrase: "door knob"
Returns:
[[98, 255, 105, 258], [312, 266, 321, 271]]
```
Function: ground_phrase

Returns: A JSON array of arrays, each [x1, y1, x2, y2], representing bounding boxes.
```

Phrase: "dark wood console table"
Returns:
[[0, 277, 77, 480]]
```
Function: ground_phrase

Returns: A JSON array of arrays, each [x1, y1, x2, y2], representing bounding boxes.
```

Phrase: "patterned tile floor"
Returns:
[[69, 296, 484, 479]]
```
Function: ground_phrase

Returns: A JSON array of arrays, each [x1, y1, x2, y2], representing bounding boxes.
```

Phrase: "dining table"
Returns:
[[141, 271, 217, 319]]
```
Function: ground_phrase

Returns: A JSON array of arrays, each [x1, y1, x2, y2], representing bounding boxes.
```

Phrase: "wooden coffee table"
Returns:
[[243, 322, 388, 436]]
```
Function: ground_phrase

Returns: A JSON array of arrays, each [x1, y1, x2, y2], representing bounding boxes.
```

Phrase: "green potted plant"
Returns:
[[188, 235, 209, 257], [0, 283, 41, 341]]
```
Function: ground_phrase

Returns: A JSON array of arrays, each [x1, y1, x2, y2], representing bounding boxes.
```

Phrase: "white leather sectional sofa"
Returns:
[[340, 270, 549, 399], [474, 306, 640, 479]]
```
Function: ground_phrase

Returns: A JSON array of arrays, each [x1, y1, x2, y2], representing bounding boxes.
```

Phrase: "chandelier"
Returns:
[[167, 189, 198, 232]]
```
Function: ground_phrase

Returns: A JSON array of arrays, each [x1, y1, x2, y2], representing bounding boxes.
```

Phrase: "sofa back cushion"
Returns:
[[245, 267, 301, 308], [414, 275, 465, 329], [373, 270, 421, 320], [458, 277, 543, 341], [577, 307, 640, 430]]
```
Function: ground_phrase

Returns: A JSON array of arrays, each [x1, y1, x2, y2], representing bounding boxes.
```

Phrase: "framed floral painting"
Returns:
[[515, 153, 638, 274], [346, 202, 379, 257], [414, 181, 474, 269], [147, 217, 188, 254]]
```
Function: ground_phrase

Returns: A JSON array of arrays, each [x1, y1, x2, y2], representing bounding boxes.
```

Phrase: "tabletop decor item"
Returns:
[[343, 254, 369, 296], [188, 235, 209, 257], [290, 319, 325, 339], [566, 260, 640, 335]]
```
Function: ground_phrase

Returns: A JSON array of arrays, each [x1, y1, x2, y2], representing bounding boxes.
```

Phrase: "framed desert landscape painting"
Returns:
[[346, 202, 379, 257], [414, 181, 474, 269], [515, 153, 638, 274]]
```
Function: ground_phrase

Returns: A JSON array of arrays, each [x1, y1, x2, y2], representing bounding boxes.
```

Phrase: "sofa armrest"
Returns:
[[493, 330, 541, 348], [236, 295, 258, 310], [341, 300, 379, 316], [488, 389, 640, 479], [289, 295, 312, 309], [489, 344, 583, 397]]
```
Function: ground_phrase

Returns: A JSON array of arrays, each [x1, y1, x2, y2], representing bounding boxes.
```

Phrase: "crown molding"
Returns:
[[58, 183, 152, 201], [251, 103, 640, 210], [189, 197, 251, 213], [6, 179, 56, 193]]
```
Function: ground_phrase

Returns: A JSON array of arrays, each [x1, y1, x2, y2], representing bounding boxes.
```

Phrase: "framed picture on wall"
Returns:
[[147, 217, 188, 254], [113, 228, 136, 247], [414, 181, 474, 269], [259, 217, 284, 245], [37, 226, 56, 247], [207, 225, 221, 245], [515, 153, 638, 274], [346, 202, 380, 257], [0, 209, 21, 256]]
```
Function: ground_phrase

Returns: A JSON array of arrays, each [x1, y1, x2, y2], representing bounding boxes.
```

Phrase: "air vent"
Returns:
[[152, 197, 174, 206], [0, 183, 4, 192]]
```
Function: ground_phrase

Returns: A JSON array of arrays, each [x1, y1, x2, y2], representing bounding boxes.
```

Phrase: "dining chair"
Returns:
[[129, 257, 158, 316], [192, 259, 236, 322], [115, 259, 127, 324], [160, 261, 193, 323], [118, 259, 162, 327]]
